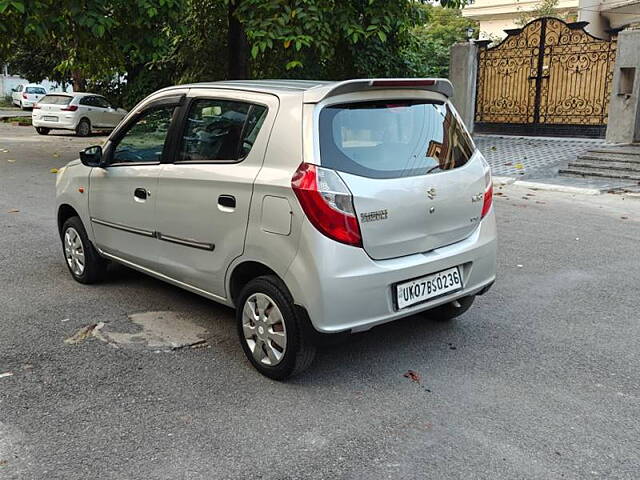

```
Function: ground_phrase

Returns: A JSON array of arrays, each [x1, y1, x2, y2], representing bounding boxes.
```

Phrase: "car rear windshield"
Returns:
[[26, 87, 46, 94], [39, 95, 72, 105], [319, 100, 475, 179]]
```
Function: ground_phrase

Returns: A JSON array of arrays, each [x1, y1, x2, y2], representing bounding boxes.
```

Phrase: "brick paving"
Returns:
[[473, 135, 604, 178]]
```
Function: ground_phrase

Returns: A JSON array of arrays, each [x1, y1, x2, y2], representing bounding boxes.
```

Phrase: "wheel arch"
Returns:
[[57, 203, 80, 236], [228, 260, 281, 306]]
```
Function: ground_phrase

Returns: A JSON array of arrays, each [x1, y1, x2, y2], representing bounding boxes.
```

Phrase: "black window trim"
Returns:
[[170, 96, 269, 165], [103, 94, 185, 167]]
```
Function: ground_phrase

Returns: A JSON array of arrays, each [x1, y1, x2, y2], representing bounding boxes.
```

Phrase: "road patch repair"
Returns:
[[64, 311, 209, 351]]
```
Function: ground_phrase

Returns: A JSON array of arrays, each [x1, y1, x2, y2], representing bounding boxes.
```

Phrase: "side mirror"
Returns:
[[79, 145, 103, 167]]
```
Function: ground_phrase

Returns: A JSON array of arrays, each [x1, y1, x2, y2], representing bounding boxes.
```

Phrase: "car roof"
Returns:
[[42, 92, 100, 98], [159, 78, 453, 103]]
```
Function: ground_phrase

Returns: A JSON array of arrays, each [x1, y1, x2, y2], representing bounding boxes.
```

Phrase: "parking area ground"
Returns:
[[1, 123, 640, 479]]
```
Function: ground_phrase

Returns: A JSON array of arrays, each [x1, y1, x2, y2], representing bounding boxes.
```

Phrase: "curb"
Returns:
[[492, 177, 602, 195]]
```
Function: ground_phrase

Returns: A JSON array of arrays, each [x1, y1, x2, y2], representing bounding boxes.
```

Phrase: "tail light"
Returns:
[[291, 162, 362, 247], [22, 93, 27, 99], [61, 105, 78, 111], [32, 104, 40, 109], [480, 157, 493, 219]]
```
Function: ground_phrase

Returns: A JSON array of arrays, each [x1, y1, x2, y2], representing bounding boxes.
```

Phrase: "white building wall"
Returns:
[[0, 73, 73, 97]]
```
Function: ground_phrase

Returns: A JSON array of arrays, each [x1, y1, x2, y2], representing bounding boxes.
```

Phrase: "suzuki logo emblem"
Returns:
[[426, 187, 436, 200]]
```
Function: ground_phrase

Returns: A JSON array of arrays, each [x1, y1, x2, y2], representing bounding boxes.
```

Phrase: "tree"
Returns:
[[401, 4, 477, 78], [6, 44, 72, 88], [515, 0, 568, 26], [0, 0, 184, 90], [1, 0, 472, 107]]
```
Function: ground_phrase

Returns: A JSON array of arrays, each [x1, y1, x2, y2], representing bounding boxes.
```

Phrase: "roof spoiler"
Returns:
[[303, 78, 453, 104]]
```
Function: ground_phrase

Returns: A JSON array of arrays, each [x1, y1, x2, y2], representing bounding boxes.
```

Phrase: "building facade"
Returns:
[[463, 0, 640, 39]]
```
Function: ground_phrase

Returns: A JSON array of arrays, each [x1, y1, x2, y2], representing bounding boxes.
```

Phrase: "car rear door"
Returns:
[[95, 96, 120, 128], [315, 97, 490, 260], [153, 89, 277, 298], [88, 94, 184, 269], [79, 96, 103, 127]]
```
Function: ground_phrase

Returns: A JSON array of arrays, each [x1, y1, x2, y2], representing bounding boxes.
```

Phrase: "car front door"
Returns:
[[154, 89, 277, 298], [88, 95, 183, 269]]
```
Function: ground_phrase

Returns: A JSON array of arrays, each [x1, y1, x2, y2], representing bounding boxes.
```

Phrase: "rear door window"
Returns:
[[319, 101, 474, 179], [178, 99, 267, 162], [40, 95, 72, 106], [94, 96, 111, 109]]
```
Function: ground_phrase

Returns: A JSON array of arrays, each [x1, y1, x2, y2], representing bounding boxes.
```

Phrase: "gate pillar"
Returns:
[[449, 41, 478, 134], [606, 29, 640, 144]]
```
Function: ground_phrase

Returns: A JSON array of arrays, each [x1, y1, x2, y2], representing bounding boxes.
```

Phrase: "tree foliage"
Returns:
[[0, 0, 472, 107], [515, 0, 568, 26], [401, 4, 477, 78]]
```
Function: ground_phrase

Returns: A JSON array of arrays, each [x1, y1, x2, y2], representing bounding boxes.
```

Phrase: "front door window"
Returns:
[[112, 107, 175, 164]]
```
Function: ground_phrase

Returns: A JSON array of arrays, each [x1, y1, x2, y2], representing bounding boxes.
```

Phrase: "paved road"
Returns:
[[1, 124, 639, 479]]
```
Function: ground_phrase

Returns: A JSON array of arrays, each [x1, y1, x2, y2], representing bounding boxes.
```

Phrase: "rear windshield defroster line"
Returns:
[[319, 100, 475, 179]]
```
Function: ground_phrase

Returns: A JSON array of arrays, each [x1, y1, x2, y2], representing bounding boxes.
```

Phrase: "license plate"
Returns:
[[43, 116, 58, 122], [395, 267, 462, 310]]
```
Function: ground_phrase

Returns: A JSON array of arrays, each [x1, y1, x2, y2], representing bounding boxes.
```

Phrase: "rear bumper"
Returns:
[[284, 209, 497, 333], [32, 115, 77, 130]]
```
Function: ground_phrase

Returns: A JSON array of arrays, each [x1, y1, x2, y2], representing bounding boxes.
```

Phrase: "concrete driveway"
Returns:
[[1, 124, 639, 479]]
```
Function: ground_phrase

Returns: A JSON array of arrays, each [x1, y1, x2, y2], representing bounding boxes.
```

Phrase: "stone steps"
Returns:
[[558, 167, 640, 181], [587, 146, 640, 156], [561, 143, 640, 181], [571, 159, 640, 171], [577, 153, 640, 164]]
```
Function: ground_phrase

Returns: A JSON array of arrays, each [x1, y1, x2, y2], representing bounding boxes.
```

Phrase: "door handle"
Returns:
[[134, 188, 148, 200], [218, 195, 236, 209]]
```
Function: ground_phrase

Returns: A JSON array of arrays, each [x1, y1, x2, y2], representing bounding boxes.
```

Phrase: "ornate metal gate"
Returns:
[[475, 17, 617, 137]]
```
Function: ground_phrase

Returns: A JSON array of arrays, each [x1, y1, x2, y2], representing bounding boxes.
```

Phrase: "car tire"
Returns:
[[61, 216, 107, 284], [428, 295, 475, 322], [36, 127, 50, 135], [20, 101, 25, 110], [236, 275, 316, 380], [76, 118, 91, 137]]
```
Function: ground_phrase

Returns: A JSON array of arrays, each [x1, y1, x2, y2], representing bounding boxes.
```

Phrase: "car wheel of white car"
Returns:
[[36, 127, 50, 135], [237, 275, 316, 380], [61, 216, 107, 284], [19, 101, 25, 110], [76, 118, 91, 137]]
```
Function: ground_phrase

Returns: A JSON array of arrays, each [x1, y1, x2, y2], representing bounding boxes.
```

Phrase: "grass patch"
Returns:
[[0, 116, 32, 126]]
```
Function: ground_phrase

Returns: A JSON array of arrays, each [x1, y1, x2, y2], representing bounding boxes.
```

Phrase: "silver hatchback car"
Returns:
[[56, 79, 497, 379]]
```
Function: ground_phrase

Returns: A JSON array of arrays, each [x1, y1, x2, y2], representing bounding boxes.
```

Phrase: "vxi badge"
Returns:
[[360, 209, 388, 223]]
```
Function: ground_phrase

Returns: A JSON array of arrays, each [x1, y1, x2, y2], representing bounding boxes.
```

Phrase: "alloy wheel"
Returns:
[[78, 121, 90, 136], [242, 293, 287, 366], [64, 227, 85, 276]]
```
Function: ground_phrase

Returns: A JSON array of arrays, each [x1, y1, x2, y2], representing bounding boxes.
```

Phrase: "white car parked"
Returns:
[[12, 84, 47, 109], [32, 92, 127, 136]]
